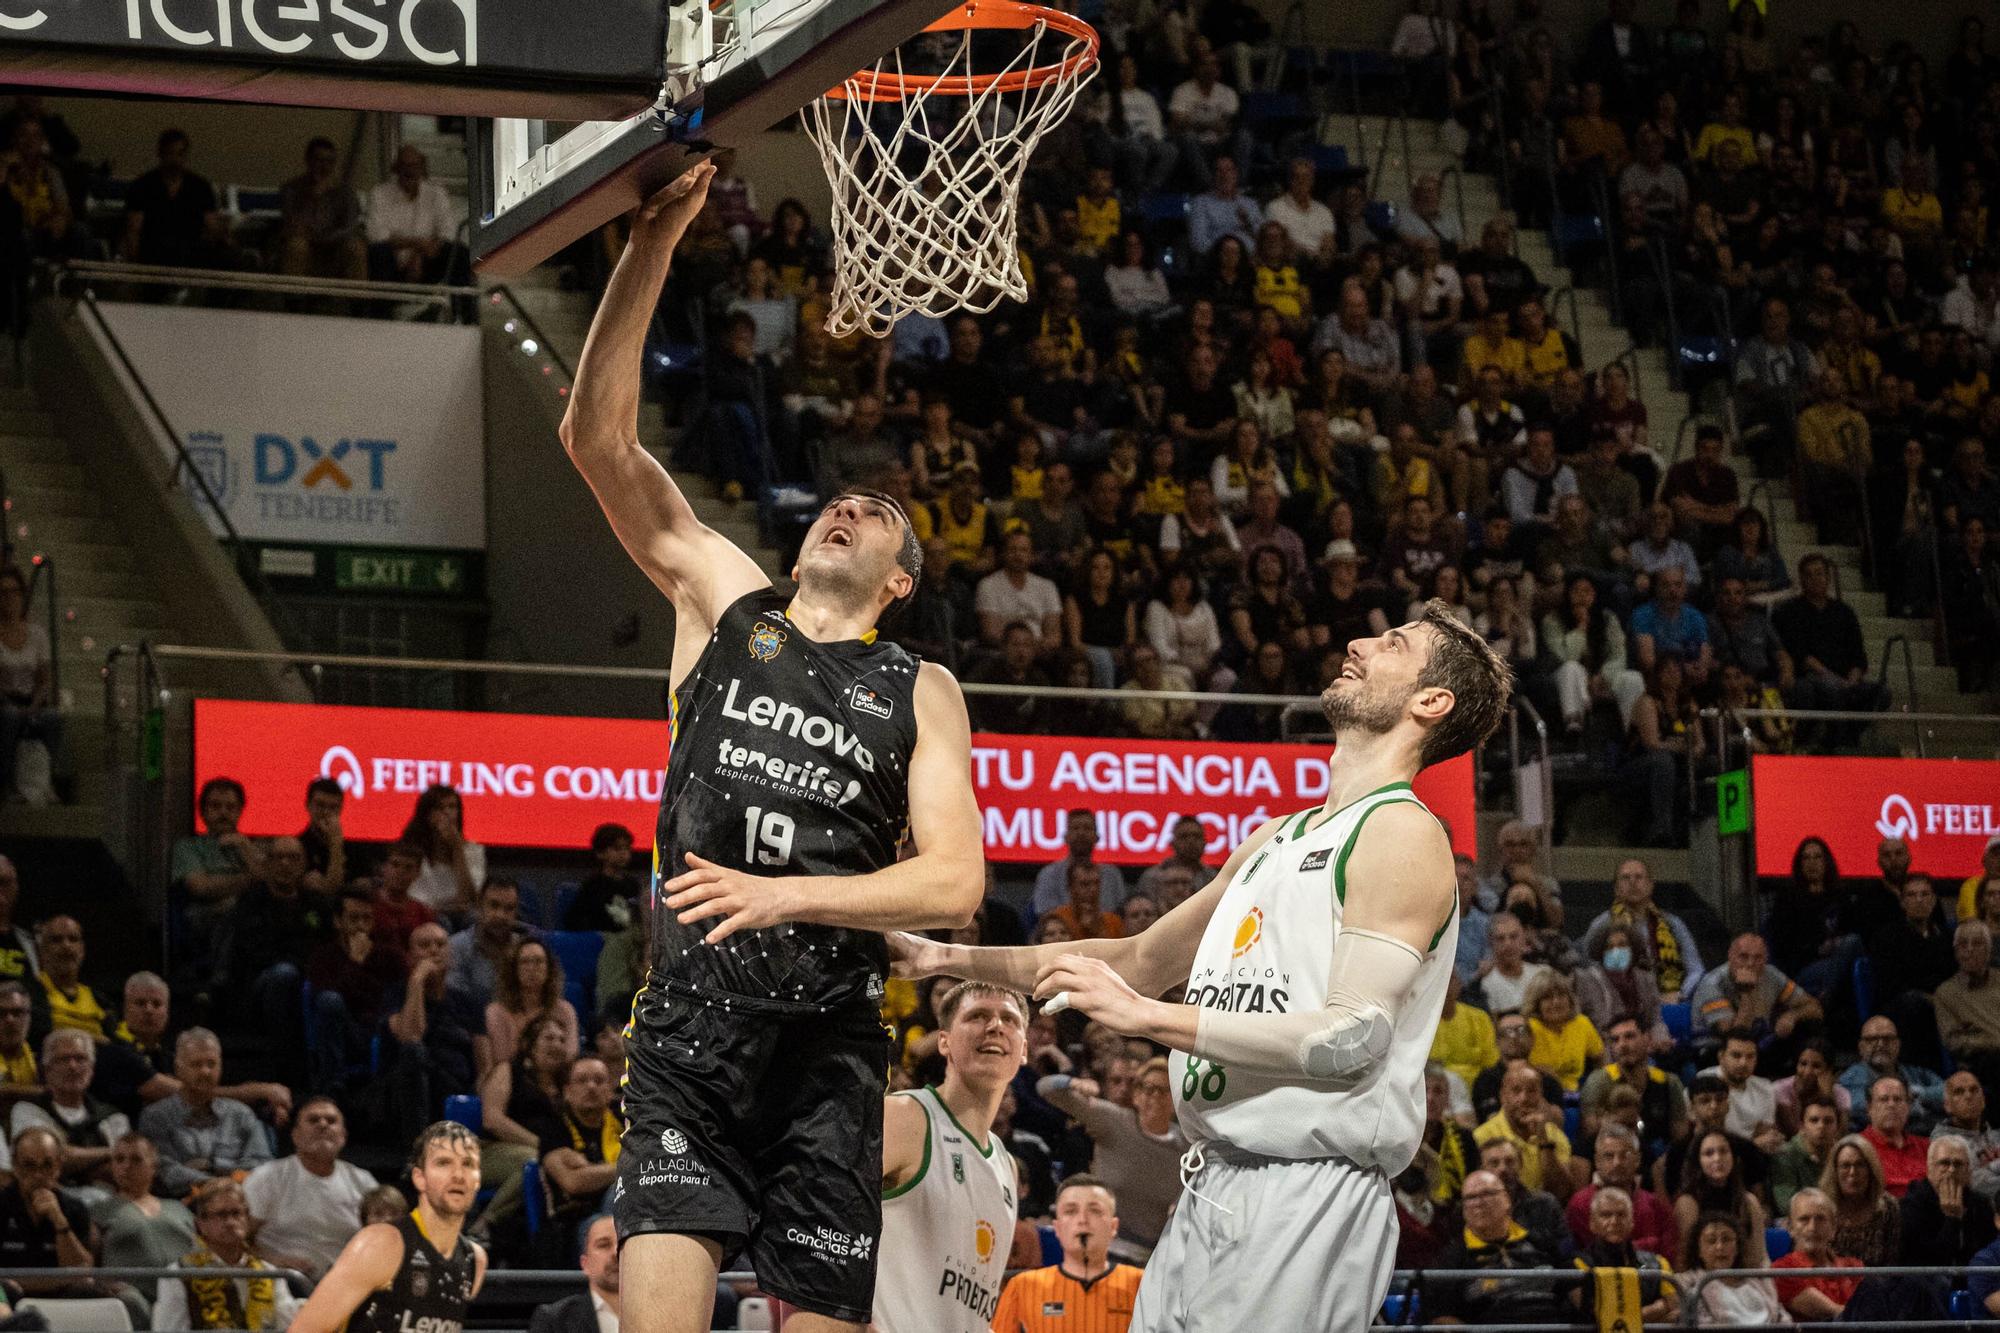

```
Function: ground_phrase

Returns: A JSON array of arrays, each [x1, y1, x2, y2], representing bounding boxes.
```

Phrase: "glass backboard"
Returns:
[[469, 0, 962, 275]]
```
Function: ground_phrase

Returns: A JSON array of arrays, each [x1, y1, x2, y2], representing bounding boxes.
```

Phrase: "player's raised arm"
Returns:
[[286, 1222, 403, 1333], [888, 813, 1287, 997], [558, 162, 768, 631], [1031, 803, 1454, 1074]]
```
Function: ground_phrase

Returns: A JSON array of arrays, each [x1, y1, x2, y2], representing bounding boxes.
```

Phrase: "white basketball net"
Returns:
[[804, 9, 1098, 338]]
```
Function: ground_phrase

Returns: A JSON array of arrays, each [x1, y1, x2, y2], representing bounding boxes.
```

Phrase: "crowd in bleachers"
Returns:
[[639, 0, 2000, 825], [0, 102, 467, 335]]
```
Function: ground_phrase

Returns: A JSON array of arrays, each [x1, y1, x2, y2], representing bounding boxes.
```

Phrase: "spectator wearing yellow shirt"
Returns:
[[1075, 166, 1121, 255], [1514, 296, 1578, 405], [1433, 971, 1501, 1091], [0, 981, 35, 1089], [926, 463, 999, 575], [1821, 305, 1883, 405], [1251, 221, 1304, 323], [37, 916, 107, 1041], [1525, 970, 1604, 1094], [1882, 158, 1946, 244], [1691, 90, 1756, 164], [1960, 839, 2000, 921], [1475, 1060, 1576, 1194], [1461, 308, 1527, 390]]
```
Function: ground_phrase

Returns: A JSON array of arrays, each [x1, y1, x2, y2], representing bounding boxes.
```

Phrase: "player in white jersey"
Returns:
[[891, 604, 1512, 1330], [872, 980, 1025, 1332]]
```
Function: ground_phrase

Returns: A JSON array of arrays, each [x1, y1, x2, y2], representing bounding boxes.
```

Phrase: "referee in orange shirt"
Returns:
[[991, 1175, 1142, 1333]]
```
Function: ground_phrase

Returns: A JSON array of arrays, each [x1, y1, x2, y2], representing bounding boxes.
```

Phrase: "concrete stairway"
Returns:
[[0, 377, 168, 835], [1345, 112, 1996, 723]]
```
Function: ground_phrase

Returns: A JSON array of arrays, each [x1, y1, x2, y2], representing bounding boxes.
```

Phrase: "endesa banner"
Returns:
[[194, 700, 1476, 865], [1752, 755, 2000, 877]]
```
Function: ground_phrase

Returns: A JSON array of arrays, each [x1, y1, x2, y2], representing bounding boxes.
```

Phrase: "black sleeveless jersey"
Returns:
[[344, 1212, 475, 1333], [651, 589, 922, 1010]]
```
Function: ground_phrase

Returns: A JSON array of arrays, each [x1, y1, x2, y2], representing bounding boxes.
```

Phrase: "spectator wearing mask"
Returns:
[[241, 1098, 376, 1280], [1580, 861, 1697, 992]]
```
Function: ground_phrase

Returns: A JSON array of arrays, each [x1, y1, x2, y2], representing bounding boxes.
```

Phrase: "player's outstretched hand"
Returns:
[[664, 851, 797, 945], [1034, 954, 1152, 1035], [886, 931, 946, 979], [634, 160, 717, 251]]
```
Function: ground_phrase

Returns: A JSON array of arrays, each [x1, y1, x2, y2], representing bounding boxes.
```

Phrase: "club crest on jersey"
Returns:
[[410, 1268, 429, 1299], [848, 682, 894, 719], [748, 620, 789, 663], [1231, 907, 1265, 958], [1299, 847, 1331, 872], [952, 1152, 965, 1184]]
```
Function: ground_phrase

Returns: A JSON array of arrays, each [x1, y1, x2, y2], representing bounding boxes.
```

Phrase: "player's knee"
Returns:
[[619, 1232, 726, 1333]]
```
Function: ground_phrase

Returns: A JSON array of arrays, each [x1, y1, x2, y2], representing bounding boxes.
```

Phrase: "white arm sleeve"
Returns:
[[1191, 927, 1425, 1081]]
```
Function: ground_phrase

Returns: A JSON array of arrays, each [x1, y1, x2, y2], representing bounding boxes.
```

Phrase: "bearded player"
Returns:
[[893, 605, 1511, 1329], [560, 164, 985, 1333], [290, 1122, 485, 1333]]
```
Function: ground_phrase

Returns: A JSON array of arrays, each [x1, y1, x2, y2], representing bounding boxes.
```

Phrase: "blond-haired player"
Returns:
[[893, 605, 1512, 1328], [872, 980, 1025, 1332]]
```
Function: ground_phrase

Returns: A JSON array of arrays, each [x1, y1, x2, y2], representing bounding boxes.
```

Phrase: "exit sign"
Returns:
[[335, 549, 469, 596]]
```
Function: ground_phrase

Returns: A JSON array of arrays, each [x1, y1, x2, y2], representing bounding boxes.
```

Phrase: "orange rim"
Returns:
[[821, 0, 1099, 103]]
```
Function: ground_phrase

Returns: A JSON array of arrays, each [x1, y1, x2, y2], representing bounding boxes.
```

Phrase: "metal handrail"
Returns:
[[1605, 343, 1644, 428], [489, 284, 577, 382], [1879, 633, 1918, 720], [23, 554, 57, 711], [1678, 1265, 2000, 1327], [69, 291, 248, 566], [1590, 165, 1624, 327], [57, 259, 475, 310], [1515, 695, 1553, 859], [1930, 513, 1952, 669], [1437, 164, 1467, 253], [124, 642, 1331, 710]]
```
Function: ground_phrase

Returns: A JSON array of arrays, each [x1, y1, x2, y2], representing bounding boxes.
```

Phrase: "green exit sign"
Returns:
[[335, 549, 468, 595]]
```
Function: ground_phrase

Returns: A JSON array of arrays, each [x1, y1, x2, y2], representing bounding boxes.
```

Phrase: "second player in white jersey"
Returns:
[[1171, 783, 1457, 1172], [873, 981, 1028, 1333], [874, 1085, 1017, 1332]]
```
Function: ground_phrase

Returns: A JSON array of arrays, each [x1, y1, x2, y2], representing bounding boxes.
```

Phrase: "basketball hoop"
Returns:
[[803, 0, 1099, 337]]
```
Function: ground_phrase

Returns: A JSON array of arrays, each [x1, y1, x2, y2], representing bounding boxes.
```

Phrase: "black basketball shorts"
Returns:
[[613, 977, 890, 1324]]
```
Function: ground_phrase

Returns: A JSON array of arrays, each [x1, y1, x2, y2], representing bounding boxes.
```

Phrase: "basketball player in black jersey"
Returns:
[[291, 1122, 485, 1333], [560, 164, 986, 1333]]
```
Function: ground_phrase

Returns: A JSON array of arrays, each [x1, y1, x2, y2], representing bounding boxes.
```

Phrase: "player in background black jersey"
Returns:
[[559, 164, 985, 1333], [290, 1121, 485, 1333]]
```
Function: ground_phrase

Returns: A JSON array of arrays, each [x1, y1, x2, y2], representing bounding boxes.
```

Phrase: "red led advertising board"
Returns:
[[1751, 754, 2000, 877], [194, 699, 1477, 865]]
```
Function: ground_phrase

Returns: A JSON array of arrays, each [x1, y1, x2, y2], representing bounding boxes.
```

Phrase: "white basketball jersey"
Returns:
[[1168, 783, 1457, 1172], [872, 1085, 1017, 1333]]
